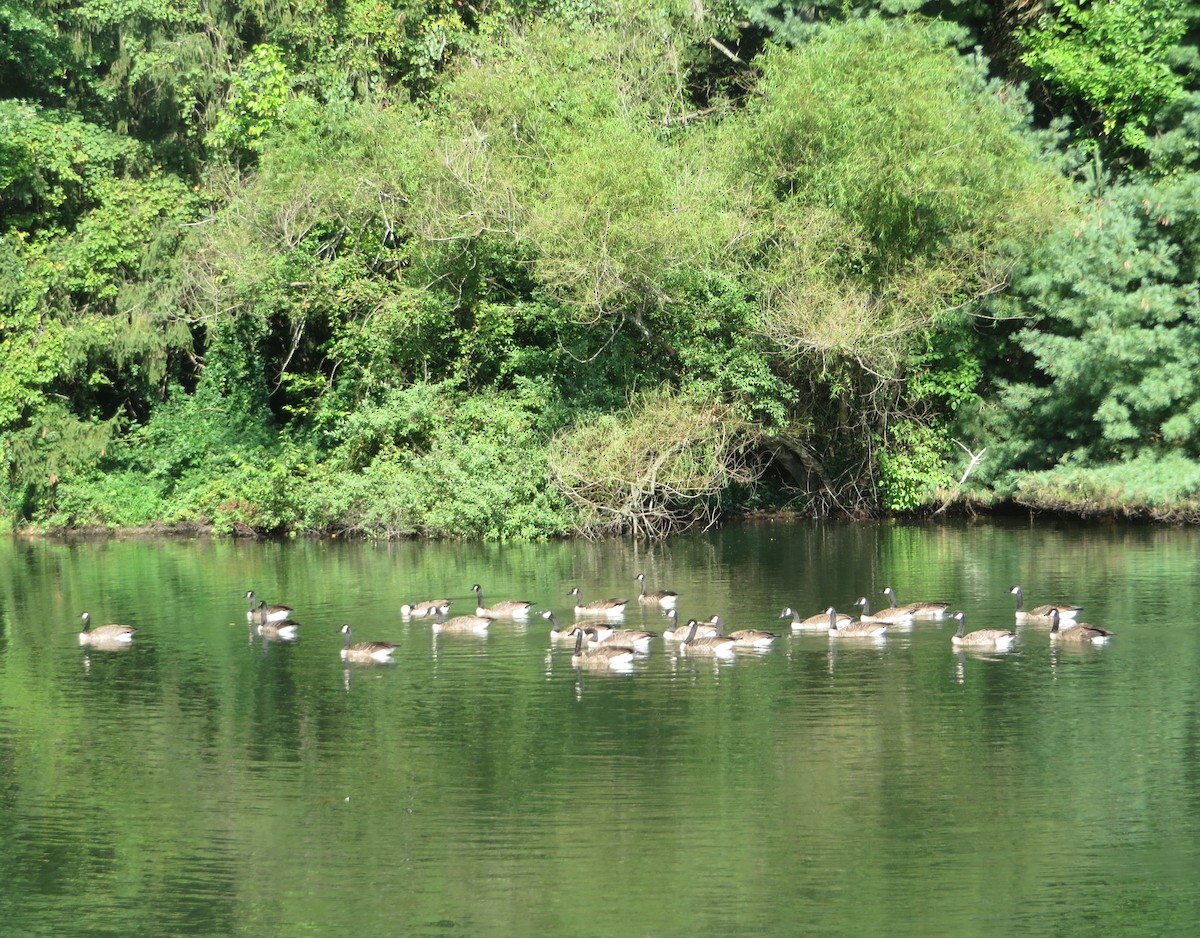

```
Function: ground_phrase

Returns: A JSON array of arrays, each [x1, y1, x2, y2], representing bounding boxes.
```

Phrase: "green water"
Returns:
[[1, 521, 1198, 936]]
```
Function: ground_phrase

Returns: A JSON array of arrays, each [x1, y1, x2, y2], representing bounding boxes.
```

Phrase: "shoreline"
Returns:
[[6, 496, 1180, 541]]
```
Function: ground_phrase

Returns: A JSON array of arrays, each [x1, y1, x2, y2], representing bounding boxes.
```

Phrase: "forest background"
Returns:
[[3, 0, 1199, 538]]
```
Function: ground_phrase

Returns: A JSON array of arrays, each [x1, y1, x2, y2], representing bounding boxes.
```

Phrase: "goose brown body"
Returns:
[[255, 602, 299, 640], [635, 573, 678, 609], [541, 610, 581, 640], [433, 614, 493, 635], [854, 597, 913, 625], [780, 607, 853, 632], [245, 590, 293, 623], [401, 599, 452, 618], [679, 619, 736, 657], [572, 628, 636, 668], [949, 611, 1015, 649], [1010, 586, 1082, 621], [828, 607, 888, 638], [1049, 609, 1114, 644], [882, 587, 949, 620], [472, 584, 534, 620], [338, 624, 398, 662], [591, 628, 657, 651], [728, 628, 777, 647], [78, 612, 137, 646], [663, 609, 719, 640], [568, 587, 628, 618]]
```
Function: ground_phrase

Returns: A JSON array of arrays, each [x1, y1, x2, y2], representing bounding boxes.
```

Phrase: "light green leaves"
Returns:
[[1021, 0, 1187, 150]]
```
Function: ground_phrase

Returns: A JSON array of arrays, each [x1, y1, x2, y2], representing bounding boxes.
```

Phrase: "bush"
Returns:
[[549, 390, 764, 537], [1005, 452, 1200, 521]]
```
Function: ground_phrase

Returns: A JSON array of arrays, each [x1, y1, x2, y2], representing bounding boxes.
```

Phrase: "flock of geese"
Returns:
[[73, 578, 1114, 664], [56, 579, 1098, 669], [74, 581, 1114, 662]]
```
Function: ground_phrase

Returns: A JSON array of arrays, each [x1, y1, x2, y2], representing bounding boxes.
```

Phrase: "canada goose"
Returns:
[[572, 627, 636, 668], [663, 608, 719, 640], [1009, 586, 1081, 622], [432, 614, 493, 635], [255, 601, 299, 640], [401, 599, 452, 618], [828, 607, 888, 638], [591, 627, 657, 651], [568, 587, 628, 618], [781, 606, 853, 632], [728, 628, 777, 648], [1049, 608, 1114, 645], [78, 612, 137, 646], [541, 609, 583, 640], [698, 613, 771, 644], [949, 611, 1015, 649], [679, 619, 737, 657], [472, 584, 534, 620], [854, 596, 914, 625], [338, 624, 398, 662], [882, 587, 949, 620], [245, 590, 292, 624], [636, 573, 678, 609], [258, 619, 299, 641]]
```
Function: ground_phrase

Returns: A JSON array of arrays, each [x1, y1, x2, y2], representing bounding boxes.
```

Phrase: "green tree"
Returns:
[[986, 169, 1200, 471], [723, 16, 1065, 509], [1020, 0, 1188, 153]]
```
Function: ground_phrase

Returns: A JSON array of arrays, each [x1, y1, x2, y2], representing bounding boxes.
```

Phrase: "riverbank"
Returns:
[[10, 489, 1200, 541]]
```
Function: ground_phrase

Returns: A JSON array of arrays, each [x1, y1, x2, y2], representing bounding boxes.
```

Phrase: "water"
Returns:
[[1, 520, 1199, 935]]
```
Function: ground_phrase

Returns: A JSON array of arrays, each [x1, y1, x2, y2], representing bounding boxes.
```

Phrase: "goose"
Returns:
[[1049, 608, 1114, 645], [568, 587, 628, 618], [700, 614, 774, 646], [255, 602, 299, 640], [338, 624, 398, 663], [1010, 586, 1082, 622], [679, 619, 737, 657], [541, 609, 584, 640], [663, 609, 719, 641], [882, 587, 949, 620], [78, 612, 137, 646], [590, 627, 658, 651], [635, 573, 678, 609], [432, 614, 493, 635], [828, 607, 888, 638], [727, 628, 777, 648], [854, 596, 914, 625], [472, 584, 534, 620], [572, 627, 636, 668], [245, 590, 292, 624], [949, 611, 1014, 649], [781, 606, 853, 632], [401, 599, 452, 618]]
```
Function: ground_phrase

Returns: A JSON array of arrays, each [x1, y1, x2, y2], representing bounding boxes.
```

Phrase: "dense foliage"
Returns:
[[3, 0, 1200, 536]]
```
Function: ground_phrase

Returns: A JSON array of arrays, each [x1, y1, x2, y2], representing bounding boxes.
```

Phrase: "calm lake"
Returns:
[[1, 519, 1198, 936]]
